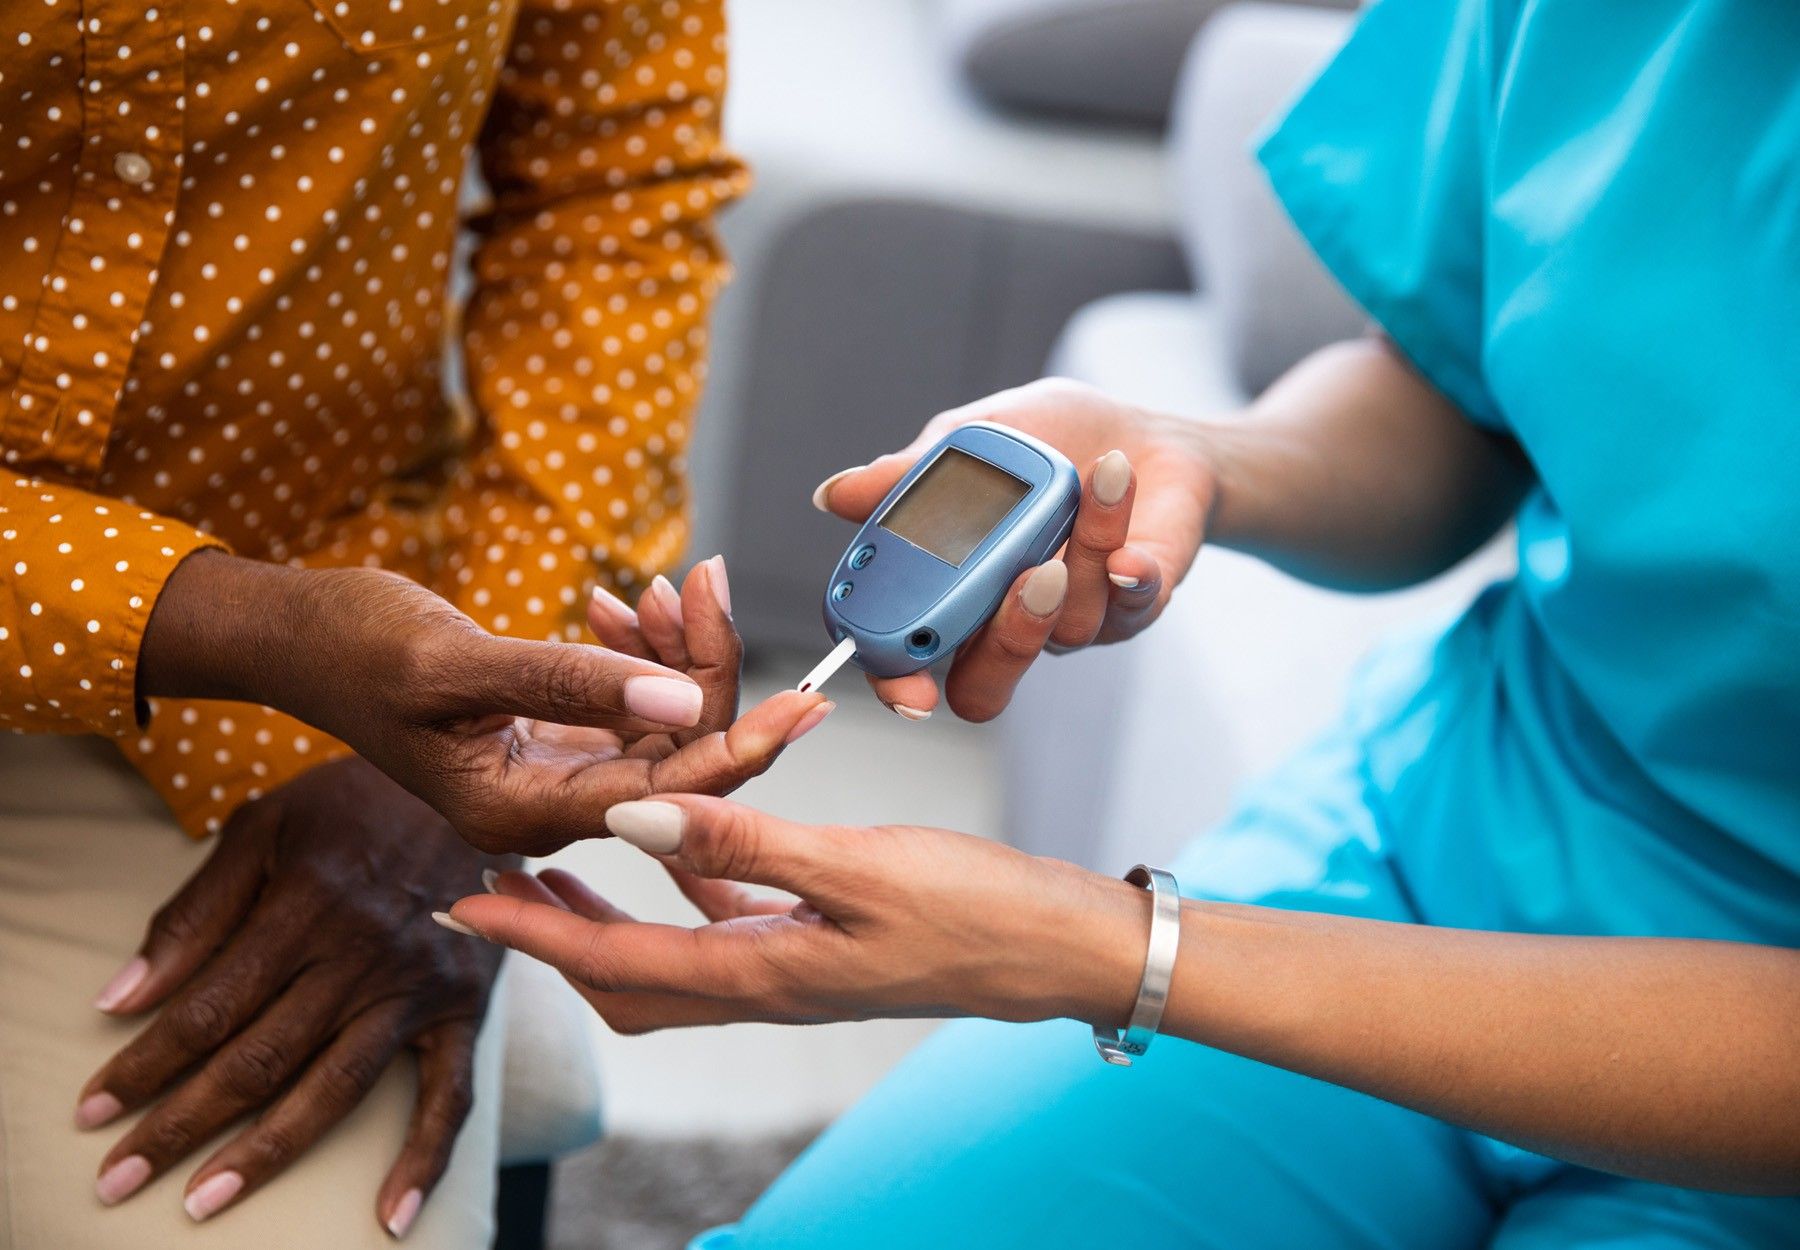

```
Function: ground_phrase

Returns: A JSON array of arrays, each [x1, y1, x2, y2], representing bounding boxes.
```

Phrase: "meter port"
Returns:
[[905, 628, 939, 659]]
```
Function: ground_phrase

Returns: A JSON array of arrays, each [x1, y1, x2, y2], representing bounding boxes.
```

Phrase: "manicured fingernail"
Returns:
[[386, 1187, 423, 1239], [76, 1091, 123, 1130], [432, 911, 483, 938], [888, 703, 932, 722], [590, 584, 636, 623], [94, 956, 148, 1013], [1093, 450, 1131, 506], [96, 1154, 151, 1206], [624, 675, 703, 727], [184, 1170, 243, 1222], [784, 700, 834, 745], [649, 574, 684, 625], [1108, 572, 1141, 589], [480, 868, 501, 894], [811, 467, 861, 512], [1021, 560, 1069, 618], [706, 555, 732, 616], [606, 800, 684, 854]]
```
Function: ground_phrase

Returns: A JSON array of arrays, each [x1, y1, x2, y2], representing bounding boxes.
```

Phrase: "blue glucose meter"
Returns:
[[816, 422, 1080, 679]]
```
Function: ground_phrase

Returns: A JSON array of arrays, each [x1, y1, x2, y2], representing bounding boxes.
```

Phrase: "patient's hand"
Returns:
[[77, 756, 503, 1235], [140, 553, 826, 858], [812, 379, 1215, 721]]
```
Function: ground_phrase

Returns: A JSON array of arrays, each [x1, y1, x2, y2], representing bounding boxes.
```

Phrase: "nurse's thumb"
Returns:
[[605, 796, 857, 908]]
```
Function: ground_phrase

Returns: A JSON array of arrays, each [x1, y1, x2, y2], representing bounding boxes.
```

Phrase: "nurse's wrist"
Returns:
[[1035, 867, 1159, 1030], [1173, 416, 1267, 554]]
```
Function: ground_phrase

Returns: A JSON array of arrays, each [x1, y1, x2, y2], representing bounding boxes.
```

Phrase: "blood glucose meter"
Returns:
[[809, 422, 1080, 682]]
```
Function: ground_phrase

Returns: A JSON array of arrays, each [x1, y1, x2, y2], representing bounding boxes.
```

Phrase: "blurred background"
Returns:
[[523, 1, 1515, 1245]]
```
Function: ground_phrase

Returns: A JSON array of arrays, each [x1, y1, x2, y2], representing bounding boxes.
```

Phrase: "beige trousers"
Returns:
[[0, 734, 502, 1249]]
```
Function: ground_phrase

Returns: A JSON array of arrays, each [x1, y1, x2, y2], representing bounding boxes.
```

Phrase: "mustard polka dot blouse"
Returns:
[[0, 0, 748, 834]]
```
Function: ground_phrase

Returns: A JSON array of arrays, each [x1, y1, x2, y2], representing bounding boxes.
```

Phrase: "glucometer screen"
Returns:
[[879, 448, 1031, 566]]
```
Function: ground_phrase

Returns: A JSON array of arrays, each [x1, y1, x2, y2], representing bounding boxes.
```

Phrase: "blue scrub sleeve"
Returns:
[[1256, 0, 1504, 429]]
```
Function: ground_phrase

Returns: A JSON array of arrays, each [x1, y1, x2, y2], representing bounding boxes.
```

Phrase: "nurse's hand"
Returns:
[[811, 380, 1215, 721], [440, 796, 1148, 1033]]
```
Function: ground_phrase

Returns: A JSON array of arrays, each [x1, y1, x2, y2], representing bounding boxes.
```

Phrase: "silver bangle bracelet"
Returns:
[[1092, 864, 1181, 1067]]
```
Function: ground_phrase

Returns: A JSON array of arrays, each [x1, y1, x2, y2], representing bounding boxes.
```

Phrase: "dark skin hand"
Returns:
[[77, 756, 504, 1234], [137, 553, 826, 856], [83, 559, 826, 1232]]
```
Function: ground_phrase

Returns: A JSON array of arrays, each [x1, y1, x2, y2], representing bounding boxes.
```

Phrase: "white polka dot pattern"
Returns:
[[0, 0, 746, 836]]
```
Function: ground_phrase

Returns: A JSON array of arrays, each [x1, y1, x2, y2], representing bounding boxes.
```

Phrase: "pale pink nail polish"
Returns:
[[706, 556, 732, 616], [650, 574, 684, 625], [624, 675, 703, 727], [184, 1170, 244, 1222], [94, 956, 148, 1013], [96, 1155, 152, 1206], [888, 703, 932, 722], [76, 1091, 123, 1130], [589, 584, 636, 623], [784, 701, 835, 745], [386, 1187, 423, 1239]]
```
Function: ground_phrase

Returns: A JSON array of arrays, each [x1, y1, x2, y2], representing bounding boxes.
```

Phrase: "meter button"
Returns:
[[850, 544, 877, 570], [832, 581, 854, 602]]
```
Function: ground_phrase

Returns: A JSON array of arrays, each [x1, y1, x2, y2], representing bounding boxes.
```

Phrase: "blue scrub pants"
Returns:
[[696, 718, 1798, 1248]]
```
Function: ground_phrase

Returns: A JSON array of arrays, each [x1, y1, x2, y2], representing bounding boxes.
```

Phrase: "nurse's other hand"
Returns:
[[811, 379, 1214, 721], [442, 796, 1150, 1034]]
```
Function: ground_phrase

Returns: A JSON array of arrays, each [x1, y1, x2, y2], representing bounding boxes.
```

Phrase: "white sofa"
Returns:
[[997, 4, 1517, 871]]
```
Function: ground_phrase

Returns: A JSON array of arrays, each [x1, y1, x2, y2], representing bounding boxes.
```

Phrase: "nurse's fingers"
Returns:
[[943, 561, 1068, 723], [1052, 451, 1134, 651], [1095, 545, 1164, 644], [867, 669, 940, 722]]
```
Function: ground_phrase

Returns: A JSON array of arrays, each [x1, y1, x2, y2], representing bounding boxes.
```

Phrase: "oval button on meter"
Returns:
[[850, 544, 877, 570]]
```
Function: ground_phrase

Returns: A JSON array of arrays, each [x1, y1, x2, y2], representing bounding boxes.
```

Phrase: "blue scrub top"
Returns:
[[1256, 0, 1800, 942]]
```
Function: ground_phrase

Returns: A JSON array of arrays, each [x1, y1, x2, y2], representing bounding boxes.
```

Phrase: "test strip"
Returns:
[[796, 636, 858, 694]]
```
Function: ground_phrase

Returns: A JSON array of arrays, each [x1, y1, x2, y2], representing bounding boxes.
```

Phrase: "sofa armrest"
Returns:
[[1169, 2, 1364, 395]]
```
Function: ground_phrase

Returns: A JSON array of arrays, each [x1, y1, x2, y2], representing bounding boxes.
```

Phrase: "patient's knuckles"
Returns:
[[164, 987, 241, 1055], [312, 1046, 386, 1113], [146, 895, 208, 953], [240, 1121, 303, 1172], [133, 1105, 208, 1162], [213, 1035, 294, 1104]]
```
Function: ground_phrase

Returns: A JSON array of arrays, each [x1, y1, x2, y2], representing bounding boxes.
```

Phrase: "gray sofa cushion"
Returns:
[[940, 0, 1351, 129], [940, 0, 1223, 127]]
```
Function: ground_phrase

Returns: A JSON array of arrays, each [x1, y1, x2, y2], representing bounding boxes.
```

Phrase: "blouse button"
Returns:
[[113, 152, 153, 185]]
